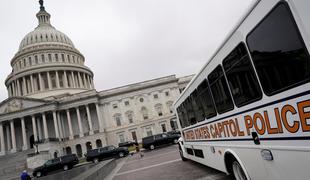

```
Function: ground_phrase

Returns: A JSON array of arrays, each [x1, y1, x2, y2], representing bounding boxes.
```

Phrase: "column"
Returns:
[[12, 82, 16, 96], [55, 71, 60, 88], [71, 71, 76, 88], [95, 103, 104, 132], [90, 77, 94, 89], [57, 112, 63, 139], [76, 107, 84, 137], [83, 73, 87, 88], [10, 120, 16, 152], [39, 73, 44, 91], [32, 115, 38, 142], [86, 75, 90, 89], [23, 77, 27, 94], [16, 80, 21, 96], [8, 85, 12, 97], [66, 109, 74, 140], [78, 72, 83, 88], [47, 72, 52, 90], [63, 71, 68, 88], [42, 113, 48, 140], [86, 105, 94, 135], [37, 118, 43, 140], [21, 118, 28, 150], [30, 75, 34, 93], [6, 125, 11, 151], [0, 123, 5, 155], [53, 111, 60, 139]]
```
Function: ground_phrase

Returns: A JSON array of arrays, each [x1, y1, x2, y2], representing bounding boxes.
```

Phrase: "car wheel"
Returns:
[[63, 165, 69, 171], [118, 152, 124, 158], [150, 144, 155, 150], [173, 139, 178, 144], [36, 171, 42, 177], [93, 158, 99, 164], [232, 160, 247, 180]]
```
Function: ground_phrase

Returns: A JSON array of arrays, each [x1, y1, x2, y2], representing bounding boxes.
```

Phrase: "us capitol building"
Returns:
[[0, 1, 192, 159]]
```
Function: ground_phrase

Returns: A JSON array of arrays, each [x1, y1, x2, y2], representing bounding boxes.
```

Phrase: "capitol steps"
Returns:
[[0, 149, 34, 180]]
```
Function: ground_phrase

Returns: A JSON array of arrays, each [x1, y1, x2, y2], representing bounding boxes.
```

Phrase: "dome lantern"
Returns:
[[36, 0, 51, 27]]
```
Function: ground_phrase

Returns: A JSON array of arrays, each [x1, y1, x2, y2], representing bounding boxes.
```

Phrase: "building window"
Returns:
[[139, 98, 144, 102], [50, 72, 56, 88], [165, 91, 170, 96], [113, 104, 118, 109], [141, 107, 148, 120], [131, 131, 137, 142], [166, 101, 174, 113], [153, 94, 158, 99], [67, 55, 70, 62], [48, 54, 52, 62], [126, 111, 134, 124], [23, 59, 26, 67], [61, 54, 65, 62], [55, 54, 59, 62], [161, 123, 167, 133], [146, 127, 153, 136], [155, 104, 163, 116], [115, 114, 122, 126], [29, 57, 32, 66], [35, 55, 38, 64], [41, 54, 45, 62], [124, 101, 129, 106], [119, 134, 125, 143]]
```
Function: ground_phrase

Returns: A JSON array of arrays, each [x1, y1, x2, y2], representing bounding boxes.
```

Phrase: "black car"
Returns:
[[142, 132, 181, 150], [33, 154, 79, 177], [118, 141, 138, 148], [85, 145, 129, 163]]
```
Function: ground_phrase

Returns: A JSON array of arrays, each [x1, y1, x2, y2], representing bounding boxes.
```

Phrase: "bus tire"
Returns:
[[179, 149, 187, 161], [231, 160, 247, 180]]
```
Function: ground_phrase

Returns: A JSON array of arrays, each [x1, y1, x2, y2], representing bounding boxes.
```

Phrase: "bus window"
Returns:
[[177, 104, 189, 128], [208, 65, 234, 113], [246, 2, 310, 95], [223, 43, 262, 107], [177, 107, 185, 128], [196, 80, 216, 118], [183, 97, 197, 125], [190, 90, 205, 122]]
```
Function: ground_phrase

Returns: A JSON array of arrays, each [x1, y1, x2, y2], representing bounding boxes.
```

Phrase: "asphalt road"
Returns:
[[108, 145, 232, 180]]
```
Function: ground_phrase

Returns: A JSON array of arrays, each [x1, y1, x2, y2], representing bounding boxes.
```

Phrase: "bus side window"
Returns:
[[246, 2, 310, 95], [223, 43, 262, 107], [190, 90, 205, 122], [184, 97, 197, 125], [208, 65, 234, 114], [177, 104, 190, 128], [196, 80, 217, 118]]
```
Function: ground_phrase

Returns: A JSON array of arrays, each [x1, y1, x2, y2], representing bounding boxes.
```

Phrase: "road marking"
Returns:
[[115, 158, 182, 176], [125, 150, 177, 165], [197, 174, 227, 180]]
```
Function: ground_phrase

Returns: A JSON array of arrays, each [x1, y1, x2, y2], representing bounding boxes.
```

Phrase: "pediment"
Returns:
[[0, 97, 50, 114]]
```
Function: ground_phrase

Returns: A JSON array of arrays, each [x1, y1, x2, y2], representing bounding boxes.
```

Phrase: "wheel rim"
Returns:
[[150, 145, 154, 150], [119, 152, 124, 157], [174, 139, 178, 144], [232, 161, 247, 180], [37, 172, 41, 177], [64, 165, 68, 171], [94, 158, 99, 163]]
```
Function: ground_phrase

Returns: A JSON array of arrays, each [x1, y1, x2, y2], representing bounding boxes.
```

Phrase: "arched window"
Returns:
[[114, 114, 122, 126], [155, 104, 163, 116], [126, 111, 134, 124], [86, 142, 92, 151], [65, 146, 72, 155], [76, 144, 82, 158], [96, 139, 102, 148], [141, 107, 148, 120]]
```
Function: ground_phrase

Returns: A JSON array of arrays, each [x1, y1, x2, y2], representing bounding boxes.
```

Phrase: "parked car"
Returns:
[[142, 132, 181, 150], [118, 141, 138, 148], [85, 145, 129, 163], [33, 154, 79, 177], [167, 130, 181, 136]]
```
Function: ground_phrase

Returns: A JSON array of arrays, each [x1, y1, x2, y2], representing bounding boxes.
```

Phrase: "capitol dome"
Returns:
[[5, 1, 95, 99]]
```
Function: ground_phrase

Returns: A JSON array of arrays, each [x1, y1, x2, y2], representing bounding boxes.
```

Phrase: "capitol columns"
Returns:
[[66, 109, 74, 140], [47, 72, 52, 90], [21, 117, 28, 150], [10, 120, 16, 152], [95, 103, 104, 132], [42, 112, 49, 139], [85, 105, 94, 135], [71, 71, 76, 88], [30, 75, 35, 93], [76, 107, 84, 137], [39, 73, 44, 91], [63, 71, 68, 88], [22, 77, 27, 95], [32, 115, 38, 142], [0, 122, 5, 155], [52, 111, 59, 139], [55, 71, 60, 88]]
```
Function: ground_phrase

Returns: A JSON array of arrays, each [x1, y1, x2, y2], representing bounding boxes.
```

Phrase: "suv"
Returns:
[[33, 154, 79, 177], [142, 133, 181, 150], [118, 141, 138, 148], [85, 145, 129, 163]]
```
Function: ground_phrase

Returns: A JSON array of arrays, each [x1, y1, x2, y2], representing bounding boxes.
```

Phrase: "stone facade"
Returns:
[[0, 2, 193, 158]]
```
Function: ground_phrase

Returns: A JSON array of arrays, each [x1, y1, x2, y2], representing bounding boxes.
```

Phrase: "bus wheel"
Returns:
[[179, 149, 187, 161], [150, 145, 155, 150], [232, 160, 247, 180]]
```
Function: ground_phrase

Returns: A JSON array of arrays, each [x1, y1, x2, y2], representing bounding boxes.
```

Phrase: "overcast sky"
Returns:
[[0, 0, 255, 101]]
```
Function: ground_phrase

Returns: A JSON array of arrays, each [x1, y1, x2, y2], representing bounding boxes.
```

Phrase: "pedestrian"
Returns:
[[20, 170, 31, 180], [135, 144, 144, 158]]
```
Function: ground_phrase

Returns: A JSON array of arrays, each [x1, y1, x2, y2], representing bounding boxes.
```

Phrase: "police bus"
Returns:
[[174, 0, 310, 179]]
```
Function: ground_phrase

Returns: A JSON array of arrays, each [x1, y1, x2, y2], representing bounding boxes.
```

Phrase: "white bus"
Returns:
[[174, 0, 310, 180]]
